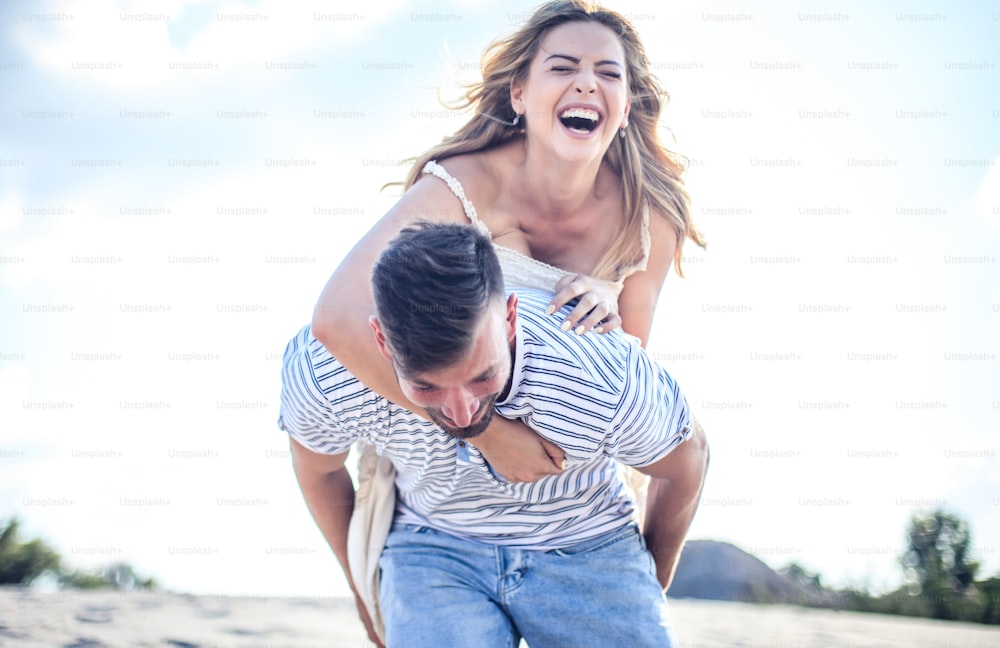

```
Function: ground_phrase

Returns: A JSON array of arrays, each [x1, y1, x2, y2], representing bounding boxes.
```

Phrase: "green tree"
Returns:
[[59, 562, 157, 590], [0, 518, 61, 585], [977, 577, 1000, 625], [784, 562, 823, 590], [59, 568, 111, 589], [901, 508, 980, 620]]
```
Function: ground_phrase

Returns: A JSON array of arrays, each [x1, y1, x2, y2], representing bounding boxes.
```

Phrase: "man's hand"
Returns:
[[473, 416, 565, 483], [353, 593, 385, 648]]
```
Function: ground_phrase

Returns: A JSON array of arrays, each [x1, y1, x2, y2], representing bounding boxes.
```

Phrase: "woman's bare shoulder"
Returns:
[[646, 204, 682, 244], [434, 142, 521, 209], [394, 167, 476, 225]]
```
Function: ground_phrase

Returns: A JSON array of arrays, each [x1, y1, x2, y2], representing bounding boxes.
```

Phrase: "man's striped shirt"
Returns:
[[279, 288, 691, 550]]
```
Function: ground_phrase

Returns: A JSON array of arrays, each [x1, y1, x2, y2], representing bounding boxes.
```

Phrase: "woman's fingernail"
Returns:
[[574, 325, 585, 335], [560, 320, 572, 331], [594, 326, 604, 333], [561, 459, 567, 470], [545, 305, 556, 315]]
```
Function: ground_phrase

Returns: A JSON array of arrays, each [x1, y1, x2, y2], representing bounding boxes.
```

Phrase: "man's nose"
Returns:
[[441, 391, 479, 427]]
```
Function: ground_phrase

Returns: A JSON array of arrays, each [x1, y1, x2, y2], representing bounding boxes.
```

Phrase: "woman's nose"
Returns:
[[575, 69, 597, 94]]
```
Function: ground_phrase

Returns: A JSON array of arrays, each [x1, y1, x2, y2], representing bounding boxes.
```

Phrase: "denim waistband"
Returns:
[[388, 521, 642, 554]]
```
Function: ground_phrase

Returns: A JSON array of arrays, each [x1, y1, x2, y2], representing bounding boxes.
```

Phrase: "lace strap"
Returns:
[[610, 203, 652, 285], [421, 161, 485, 230]]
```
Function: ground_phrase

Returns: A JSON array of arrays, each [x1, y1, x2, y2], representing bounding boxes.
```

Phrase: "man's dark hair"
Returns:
[[371, 222, 505, 376]]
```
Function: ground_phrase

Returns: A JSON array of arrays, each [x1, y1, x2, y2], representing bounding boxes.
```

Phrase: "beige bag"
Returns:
[[347, 440, 396, 644]]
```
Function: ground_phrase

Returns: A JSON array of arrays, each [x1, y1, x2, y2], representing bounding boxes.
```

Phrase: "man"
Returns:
[[279, 223, 708, 647]]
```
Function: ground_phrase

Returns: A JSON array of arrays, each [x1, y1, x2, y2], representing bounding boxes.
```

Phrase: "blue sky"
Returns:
[[1, 0, 998, 599]]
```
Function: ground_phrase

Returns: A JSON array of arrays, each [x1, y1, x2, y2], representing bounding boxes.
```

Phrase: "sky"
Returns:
[[1, 0, 998, 602]]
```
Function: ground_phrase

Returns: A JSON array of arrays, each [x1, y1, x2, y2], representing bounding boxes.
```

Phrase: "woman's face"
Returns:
[[512, 21, 631, 165]]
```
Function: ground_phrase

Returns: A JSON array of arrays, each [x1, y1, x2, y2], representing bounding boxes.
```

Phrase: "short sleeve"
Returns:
[[278, 326, 362, 455], [604, 344, 691, 467]]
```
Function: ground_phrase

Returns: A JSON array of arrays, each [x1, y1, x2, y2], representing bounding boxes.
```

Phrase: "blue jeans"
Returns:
[[379, 523, 677, 647]]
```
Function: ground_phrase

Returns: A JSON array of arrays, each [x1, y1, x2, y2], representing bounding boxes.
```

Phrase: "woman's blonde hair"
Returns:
[[403, 0, 705, 280]]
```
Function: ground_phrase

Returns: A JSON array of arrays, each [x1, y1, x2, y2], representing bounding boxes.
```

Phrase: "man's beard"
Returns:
[[424, 394, 500, 439]]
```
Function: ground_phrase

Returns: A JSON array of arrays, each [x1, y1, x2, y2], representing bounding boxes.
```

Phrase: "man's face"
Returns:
[[373, 297, 517, 440], [396, 307, 513, 439]]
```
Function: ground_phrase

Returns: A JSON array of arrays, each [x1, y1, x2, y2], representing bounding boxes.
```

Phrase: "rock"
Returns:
[[667, 540, 828, 605]]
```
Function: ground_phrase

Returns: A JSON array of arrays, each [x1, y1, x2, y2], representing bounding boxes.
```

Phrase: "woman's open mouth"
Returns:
[[559, 107, 601, 134]]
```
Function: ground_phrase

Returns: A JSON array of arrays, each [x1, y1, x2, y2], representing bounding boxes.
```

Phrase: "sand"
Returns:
[[2, 587, 999, 647]]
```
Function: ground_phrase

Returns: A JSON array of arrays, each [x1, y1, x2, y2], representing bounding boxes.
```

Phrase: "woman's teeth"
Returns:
[[559, 108, 599, 133]]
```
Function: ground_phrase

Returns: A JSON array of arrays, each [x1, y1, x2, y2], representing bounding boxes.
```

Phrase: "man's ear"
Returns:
[[369, 316, 393, 362], [505, 294, 518, 344]]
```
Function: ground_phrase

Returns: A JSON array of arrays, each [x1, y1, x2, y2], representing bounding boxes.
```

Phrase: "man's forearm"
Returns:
[[294, 467, 358, 591], [290, 443, 384, 646], [641, 421, 710, 590]]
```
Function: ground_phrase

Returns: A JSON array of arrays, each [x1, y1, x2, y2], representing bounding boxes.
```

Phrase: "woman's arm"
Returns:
[[616, 211, 678, 347], [312, 175, 564, 481], [546, 210, 678, 347], [311, 177, 470, 412], [479, 215, 679, 480]]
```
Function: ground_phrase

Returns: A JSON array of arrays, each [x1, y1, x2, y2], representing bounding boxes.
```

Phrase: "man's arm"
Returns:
[[635, 418, 709, 591], [289, 437, 384, 647]]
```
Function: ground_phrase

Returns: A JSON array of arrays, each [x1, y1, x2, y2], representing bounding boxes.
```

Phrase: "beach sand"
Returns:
[[2, 588, 999, 647]]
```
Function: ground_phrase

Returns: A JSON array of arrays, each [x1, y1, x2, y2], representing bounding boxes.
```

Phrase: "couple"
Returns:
[[279, 2, 708, 646], [280, 222, 707, 647]]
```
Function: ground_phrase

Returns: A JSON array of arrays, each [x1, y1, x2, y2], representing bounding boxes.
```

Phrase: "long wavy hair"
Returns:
[[402, 0, 705, 280]]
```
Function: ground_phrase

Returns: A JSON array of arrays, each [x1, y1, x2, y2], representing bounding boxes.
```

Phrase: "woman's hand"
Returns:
[[547, 274, 623, 335], [473, 417, 565, 483]]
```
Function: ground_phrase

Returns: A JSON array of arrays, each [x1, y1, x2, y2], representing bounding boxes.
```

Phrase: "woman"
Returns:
[[315, 0, 703, 475], [312, 1, 705, 643]]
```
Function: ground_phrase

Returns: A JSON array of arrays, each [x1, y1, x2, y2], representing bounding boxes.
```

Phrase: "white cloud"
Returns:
[[975, 154, 1000, 229], [0, 190, 26, 238], [13, 0, 409, 91]]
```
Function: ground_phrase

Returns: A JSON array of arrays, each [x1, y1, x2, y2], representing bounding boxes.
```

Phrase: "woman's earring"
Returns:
[[619, 127, 626, 138]]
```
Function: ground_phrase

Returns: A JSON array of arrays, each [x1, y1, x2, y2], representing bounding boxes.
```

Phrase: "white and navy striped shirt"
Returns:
[[279, 288, 691, 549]]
